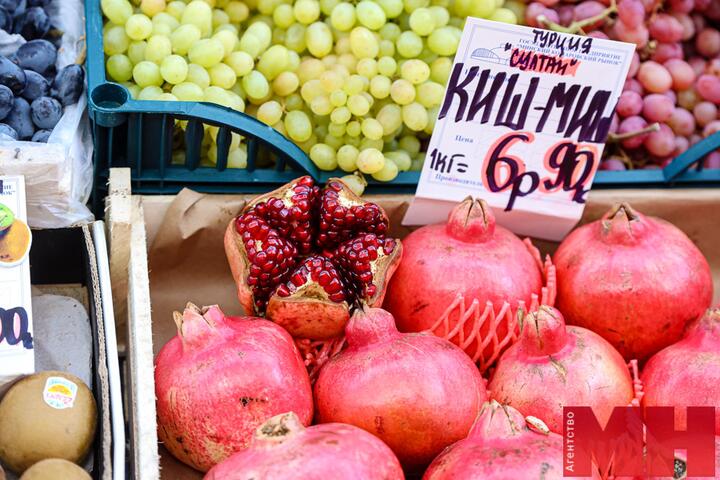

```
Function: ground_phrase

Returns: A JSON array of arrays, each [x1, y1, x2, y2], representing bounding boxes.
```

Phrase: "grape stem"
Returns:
[[539, 0, 617, 34], [607, 122, 661, 142]]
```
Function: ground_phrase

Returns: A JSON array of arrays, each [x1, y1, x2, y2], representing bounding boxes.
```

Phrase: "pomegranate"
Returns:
[[155, 304, 313, 472], [488, 306, 634, 433], [385, 197, 543, 359], [224, 176, 402, 340], [314, 306, 487, 472], [642, 308, 720, 435], [204, 412, 404, 480], [637, 437, 720, 480], [554, 203, 713, 361], [423, 400, 601, 480]]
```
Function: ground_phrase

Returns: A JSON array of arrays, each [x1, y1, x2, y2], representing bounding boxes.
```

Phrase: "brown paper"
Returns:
[[146, 187, 720, 479]]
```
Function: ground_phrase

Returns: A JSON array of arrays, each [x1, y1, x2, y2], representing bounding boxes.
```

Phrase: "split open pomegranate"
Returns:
[[225, 176, 402, 340]]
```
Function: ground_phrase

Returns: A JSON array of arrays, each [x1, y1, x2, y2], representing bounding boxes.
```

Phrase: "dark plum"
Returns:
[[0, 0, 18, 12], [0, 6, 12, 31], [30, 95, 60, 129], [0, 85, 12, 119], [21, 70, 48, 100], [30, 128, 49, 142], [16, 39, 56, 76], [0, 123, 18, 140], [4, 97, 33, 139], [13, 6, 49, 39], [52, 64, 83, 106], [0, 56, 26, 94]]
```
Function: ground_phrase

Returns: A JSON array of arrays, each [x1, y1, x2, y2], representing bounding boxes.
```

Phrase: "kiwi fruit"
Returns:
[[0, 371, 97, 474], [19, 459, 91, 480]]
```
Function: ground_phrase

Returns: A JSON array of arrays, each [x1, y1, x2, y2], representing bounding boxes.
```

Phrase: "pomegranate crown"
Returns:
[[690, 307, 720, 338], [600, 203, 648, 245], [173, 303, 224, 350], [469, 401, 549, 441], [446, 197, 496, 243], [345, 305, 400, 348], [253, 412, 305, 447], [519, 306, 568, 357]]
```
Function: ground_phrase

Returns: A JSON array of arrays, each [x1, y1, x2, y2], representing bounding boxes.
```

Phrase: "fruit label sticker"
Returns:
[[0, 176, 35, 388], [404, 18, 635, 241], [43, 376, 78, 409]]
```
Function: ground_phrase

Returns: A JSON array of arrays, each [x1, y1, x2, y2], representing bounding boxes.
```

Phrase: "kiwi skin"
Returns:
[[19, 459, 91, 480], [0, 371, 97, 474]]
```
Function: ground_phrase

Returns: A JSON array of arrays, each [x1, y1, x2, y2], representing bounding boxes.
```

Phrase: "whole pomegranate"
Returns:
[[554, 203, 713, 361], [155, 304, 313, 472], [637, 437, 720, 480], [488, 306, 634, 433], [642, 308, 720, 435], [314, 306, 487, 472], [225, 176, 402, 340], [204, 412, 404, 480], [385, 197, 543, 359], [423, 400, 601, 480]]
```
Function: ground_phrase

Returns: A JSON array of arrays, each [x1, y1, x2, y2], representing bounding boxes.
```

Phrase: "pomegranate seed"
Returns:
[[273, 255, 347, 304]]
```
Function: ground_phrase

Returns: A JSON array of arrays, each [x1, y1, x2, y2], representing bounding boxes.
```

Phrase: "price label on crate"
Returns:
[[403, 18, 635, 240]]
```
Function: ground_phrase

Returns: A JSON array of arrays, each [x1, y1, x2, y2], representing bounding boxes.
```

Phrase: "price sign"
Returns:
[[403, 18, 635, 240]]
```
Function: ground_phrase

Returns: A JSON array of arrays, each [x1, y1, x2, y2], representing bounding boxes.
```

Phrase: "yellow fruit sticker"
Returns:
[[43, 376, 78, 409]]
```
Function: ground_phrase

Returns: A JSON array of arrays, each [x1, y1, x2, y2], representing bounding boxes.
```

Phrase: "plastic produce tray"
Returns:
[[85, 0, 720, 212]]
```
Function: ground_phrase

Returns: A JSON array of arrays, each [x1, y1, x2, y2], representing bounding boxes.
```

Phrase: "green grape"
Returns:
[[349, 26, 379, 59], [390, 79, 415, 104], [273, 71, 300, 96], [273, 4, 294, 28], [503, 0, 525, 21], [122, 81, 141, 99], [361, 118, 384, 140], [357, 148, 385, 174], [416, 81, 444, 107], [284, 110, 313, 142], [125, 14, 153, 40], [309, 143, 337, 170], [170, 24, 201, 55], [430, 56, 451, 84], [376, 0, 403, 18], [360, 137, 384, 150], [346, 120, 361, 137], [212, 9, 230, 27], [188, 39, 225, 68], [425, 104, 438, 134], [356, 1, 387, 30], [225, 51, 254, 76], [180, 0, 212, 36], [104, 25, 129, 55], [404, 0, 430, 13], [323, 133, 344, 149], [428, 26, 460, 55], [257, 0, 282, 15], [337, 54, 356, 72], [226, 90, 246, 111], [156, 92, 178, 101], [347, 94, 370, 116], [138, 85, 164, 100], [376, 103, 402, 134], [101, 0, 133, 25], [213, 30, 237, 55], [144, 35, 172, 63], [159, 54, 188, 84], [330, 90, 347, 107], [186, 63, 211, 88], [320, 0, 341, 15], [399, 135, 420, 154], [377, 56, 397, 76], [298, 58, 325, 83], [310, 95, 333, 115], [294, 0, 320, 24], [369, 75, 391, 99], [330, 2, 356, 31], [133, 60, 163, 87], [285, 93, 304, 111], [127, 41, 146, 65], [344, 74, 367, 94], [300, 79, 324, 103], [339, 174, 366, 195], [337, 144, 359, 171], [306, 21, 333, 57], [242, 71, 270, 100], [314, 123, 329, 139], [204, 85, 233, 107], [257, 45, 289, 80], [330, 106, 351, 123], [284, 23, 307, 53], [334, 36, 351, 55], [152, 12, 177, 30], [396, 31, 423, 57], [319, 70, 342, 93], [428, 6, 449, 26], [378, 39, 395, 56], [409, 8, 435, 36], [356, 58, 378, 77], [226, 1, 250, 22], [257, 100, 283, 125], [172, 82, 205, 101], [402, 102, 427, 130], [231, 82, 246, 100], [371, 157, 398, 181], [106, 54, 133, 82], [242, 21, 272, 55], [385, 150, 412, 170], [400, 59, 430, 84], [228, 147, 248, 168], [327, 122, 345, 137], [470, 0, 495, 17], [209, 63, 236, 88], [489, 7, 516, 23], [287, 50, 300, 70], [379, 22, 401, 40], [165, 0, 186, 19]]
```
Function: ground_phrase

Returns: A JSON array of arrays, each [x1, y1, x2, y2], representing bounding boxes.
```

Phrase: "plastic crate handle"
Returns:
[[663, 132, 720, 182]]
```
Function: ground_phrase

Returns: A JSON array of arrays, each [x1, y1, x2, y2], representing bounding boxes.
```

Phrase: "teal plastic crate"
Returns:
[[85, 0, 720, 212]]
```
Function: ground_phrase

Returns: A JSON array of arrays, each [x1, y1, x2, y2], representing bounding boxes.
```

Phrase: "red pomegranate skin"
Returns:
[[642, 308, 720, 436], [554, 203, 713, 361], [155, 304, 314, 472], [314, 306, 487, 472], [488, 306, 634, 433], [633, 437, 720, 480], [204, 412, 404, 480], [423, 401, 601, 480], [385, 197, 543, 357]]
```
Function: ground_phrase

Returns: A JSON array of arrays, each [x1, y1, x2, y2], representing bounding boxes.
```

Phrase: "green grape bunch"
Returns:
[[101, 0, 523, 182]]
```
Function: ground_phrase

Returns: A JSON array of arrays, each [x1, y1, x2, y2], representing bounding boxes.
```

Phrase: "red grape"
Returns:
[[613, 20, 649, 47], [637, 61, 673, 93], [667, 107, 696, 136], [600, 157, 628, 170], [644, 123, 676, 156], [704, 152, 720, 169], [688, 57, 707, 76], [623, 78, 644, 95], [696, 74, 720, 104], [693, 101, 718, 126], [649, 14, 685, 43], [643, 94, 675, 122], [703, 120, 720, 137], [669, 0, 694, 14], [673, 135, 690, 156], [671, 12, 696, 39], [695, 28, 720, 58], [617, 0, 645, 27], [619, 115, 650, 149], [651, 42, 683, 63], [663, 58, 696, 90], [617, 90, 643, 117], [677, 88, 700, 109]]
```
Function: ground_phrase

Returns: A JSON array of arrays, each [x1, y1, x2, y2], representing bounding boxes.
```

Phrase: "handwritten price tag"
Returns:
[[403, 19, 635, 240]]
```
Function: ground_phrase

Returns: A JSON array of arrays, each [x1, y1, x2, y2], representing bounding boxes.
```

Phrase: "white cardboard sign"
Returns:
[[403, 18, 635, 240]]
